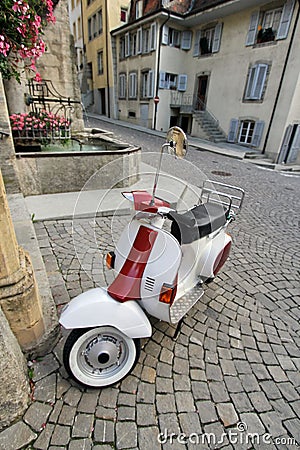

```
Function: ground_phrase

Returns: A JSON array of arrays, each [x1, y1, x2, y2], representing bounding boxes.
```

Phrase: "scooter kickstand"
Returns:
[[173, 318, 184, 340]]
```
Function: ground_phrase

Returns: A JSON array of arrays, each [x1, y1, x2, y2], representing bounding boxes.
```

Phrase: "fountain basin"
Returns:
[[15, 132, 141, 196]]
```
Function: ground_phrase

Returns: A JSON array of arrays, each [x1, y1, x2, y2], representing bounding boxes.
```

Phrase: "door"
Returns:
[[196, 75, 208, 110], [140, 104, 149, 127]]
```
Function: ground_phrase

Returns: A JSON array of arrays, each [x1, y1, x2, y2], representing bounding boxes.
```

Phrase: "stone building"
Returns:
[[111, 0, 300, 163]]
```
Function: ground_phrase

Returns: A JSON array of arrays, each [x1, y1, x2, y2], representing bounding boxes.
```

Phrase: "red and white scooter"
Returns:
[[60, 127, 244, 388]]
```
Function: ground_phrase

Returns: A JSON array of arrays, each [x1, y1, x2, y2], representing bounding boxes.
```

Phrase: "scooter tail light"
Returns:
[[159, 283, 177, 306], [106, 251, 115, 269]]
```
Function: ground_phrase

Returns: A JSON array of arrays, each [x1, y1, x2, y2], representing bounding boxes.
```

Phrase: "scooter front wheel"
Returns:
[[63, 326, 140, 388]]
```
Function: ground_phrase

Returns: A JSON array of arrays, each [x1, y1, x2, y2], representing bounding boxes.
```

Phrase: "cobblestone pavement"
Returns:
[[1, 120, 300, 449]]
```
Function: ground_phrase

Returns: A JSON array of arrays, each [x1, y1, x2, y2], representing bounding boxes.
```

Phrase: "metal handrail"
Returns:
[[193, 96, 219, 127]]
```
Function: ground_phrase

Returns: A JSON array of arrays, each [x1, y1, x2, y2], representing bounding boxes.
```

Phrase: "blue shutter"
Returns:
[[181, 31, 192, 50], [251, 121, 265, 147], [212, 23, 223, 53], [137, 28, 142, 54], [246, 11, 259, 46], [178, 74, 187, 92], [277, 125, 293, 163], [193, 31, 201, 56], [150, 23, 156, 50], [277, 0, 295, 39], [228, 119, 239, 142], [162, 25, 169, 45], [287, 125, 300, 163], [159, 71, 166, 89]]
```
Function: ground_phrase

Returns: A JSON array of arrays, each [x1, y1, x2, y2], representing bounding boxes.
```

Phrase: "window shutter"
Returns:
[[137, 28, 142, 54], [178, 74, 187, 92], [227, 119, 239, 142], [245, 66, 257, 99], [150, 22, 156, 50], [162, 25, 169, 45], [159, 71, 166, 89], [251, 120, 265, 147], [253, 64, 268, 99], [246, 11, 259, 46], [212, 23, 223, 53], [277, 0, 295, 39], [287, 124, 300, 163], [181, 30, 192, 50], [148, 70, 154, 97], [193, 30, 201, 56], [125, 32, 130, 57], [277, 125, 293, 163]]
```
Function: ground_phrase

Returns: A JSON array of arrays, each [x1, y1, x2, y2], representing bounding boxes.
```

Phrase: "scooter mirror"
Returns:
[[166, 126, 188, 159]]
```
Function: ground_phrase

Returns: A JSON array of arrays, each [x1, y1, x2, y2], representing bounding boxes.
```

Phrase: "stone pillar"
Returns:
[[0, 307, 29, 430], [0, 169, 45, 351]]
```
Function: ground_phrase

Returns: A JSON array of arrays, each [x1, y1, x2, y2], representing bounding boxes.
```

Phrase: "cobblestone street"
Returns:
[[1, 120, 300, 449]]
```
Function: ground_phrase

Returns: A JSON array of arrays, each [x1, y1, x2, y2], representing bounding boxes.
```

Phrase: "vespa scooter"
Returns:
[[60, 127, 244, 388]]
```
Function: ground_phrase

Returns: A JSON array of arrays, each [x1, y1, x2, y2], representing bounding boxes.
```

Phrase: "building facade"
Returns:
[[68, 0, 130, 116], [111, 0, 300, 163]]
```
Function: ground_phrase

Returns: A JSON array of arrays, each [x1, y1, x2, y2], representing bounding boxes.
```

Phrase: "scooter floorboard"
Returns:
[[170, 283, 204, 324]]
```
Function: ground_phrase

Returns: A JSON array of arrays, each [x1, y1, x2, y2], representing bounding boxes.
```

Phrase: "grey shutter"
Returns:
[[148, 70, 154, 97], [193, 31, 201, 56], [178, 74, 187, 92], [277, 0, 295, 39], [251, 120, 265, 147], [125, 32, 130, 57], [162, 25, 169, 45], [137, 28, 142, 54], [228, 119, 239, 142], [246, 11, 260, 46], [181, 31, 192, 50], [253, 64, 268, 99], [277, 125, 293, 163], [245, 66, 256, 99], [150, 22, 156, 50], [159, 71, 166, 89], [287, 124, 300, 163], [212, 23, 223, 53]]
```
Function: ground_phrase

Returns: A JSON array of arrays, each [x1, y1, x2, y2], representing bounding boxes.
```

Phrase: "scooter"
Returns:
[[60, 127, 244, 388]]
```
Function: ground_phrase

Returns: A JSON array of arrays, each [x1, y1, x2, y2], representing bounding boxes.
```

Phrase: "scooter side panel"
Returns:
[[196, 230, 232, 280], [59, 287, 152, 338]]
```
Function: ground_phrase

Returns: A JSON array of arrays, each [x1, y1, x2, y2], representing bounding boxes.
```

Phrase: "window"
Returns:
[[93, 14, 97, 38], [132, 33, 137, 56], [129, 72, 137, 98], [143, 29, 150, 53], [245, 63, 268, 100], [141, 70, 154, 98], [246, 0, 295, 45], [119, 73, 126, 98], [97, 51, 103, 75], [228, 119, 265, 147], [120, 37, 125, 60], [193, 23, 223, 56], [181, 31, 192, 50], [159, 72, 177, 89], [125, 32, 131, 57], [120, 8, 127, 22], [162, 26, 181, 47], [88, 18, 92, 41], [239, 120, 255, 144]]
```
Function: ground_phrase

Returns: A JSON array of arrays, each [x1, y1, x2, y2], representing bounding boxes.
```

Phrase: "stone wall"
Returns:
[[16, 148, 141, 196]]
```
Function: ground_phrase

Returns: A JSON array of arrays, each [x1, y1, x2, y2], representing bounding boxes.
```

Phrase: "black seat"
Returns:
[[168, 203, 228, 244]]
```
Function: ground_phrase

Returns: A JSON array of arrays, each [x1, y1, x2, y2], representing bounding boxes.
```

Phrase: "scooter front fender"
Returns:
[[59, 288, 152, 339]]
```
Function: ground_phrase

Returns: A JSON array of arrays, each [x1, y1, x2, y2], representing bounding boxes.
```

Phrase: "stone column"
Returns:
[[0, 307, 29, 430], [0, 169, 45, 351]]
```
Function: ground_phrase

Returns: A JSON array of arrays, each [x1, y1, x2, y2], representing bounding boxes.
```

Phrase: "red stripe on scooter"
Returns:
[[108, 226, 158, 303]]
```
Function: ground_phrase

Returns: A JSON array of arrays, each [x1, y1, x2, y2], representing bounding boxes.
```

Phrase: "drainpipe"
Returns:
[[105, 0, 111, 118], [262, 0, 300, 156], [153, 10, 170, 130]]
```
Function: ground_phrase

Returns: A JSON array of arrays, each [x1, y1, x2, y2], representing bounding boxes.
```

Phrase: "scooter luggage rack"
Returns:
[[200, 180, 245, 215]]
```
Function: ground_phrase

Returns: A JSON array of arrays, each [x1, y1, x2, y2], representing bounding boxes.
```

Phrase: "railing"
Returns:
[[170, 92, 219, 127]]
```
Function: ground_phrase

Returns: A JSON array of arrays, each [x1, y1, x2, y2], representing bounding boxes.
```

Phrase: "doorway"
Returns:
[[196, 75, 208, 110], [278, 124, 300, 164]]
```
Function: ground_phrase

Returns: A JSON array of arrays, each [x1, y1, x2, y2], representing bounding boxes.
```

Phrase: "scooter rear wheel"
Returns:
[[63, 326, 140, 388]]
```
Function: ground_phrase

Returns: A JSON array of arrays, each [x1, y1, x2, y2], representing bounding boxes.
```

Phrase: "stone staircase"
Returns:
[[193, 111, 227, 143]]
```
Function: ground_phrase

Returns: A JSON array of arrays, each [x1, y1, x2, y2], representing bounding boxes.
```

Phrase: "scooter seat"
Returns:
[[168, 203, 228, 244]]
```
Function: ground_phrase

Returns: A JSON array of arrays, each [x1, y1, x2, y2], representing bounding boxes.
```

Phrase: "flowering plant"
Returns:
[[10, 110, 71, 138], [0, 0, 56, 81]]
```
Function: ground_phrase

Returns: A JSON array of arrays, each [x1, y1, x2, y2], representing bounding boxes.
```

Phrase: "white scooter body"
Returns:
[[59, 127, 244, 388]]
